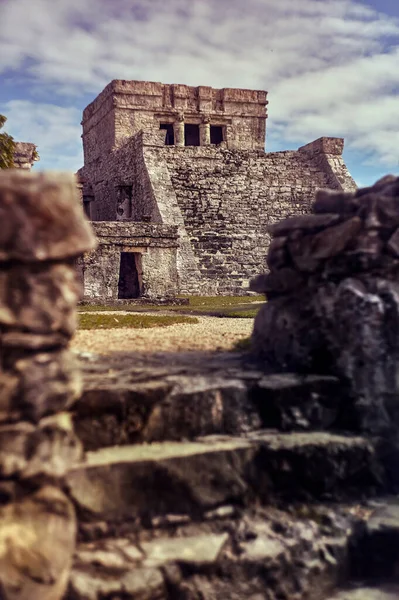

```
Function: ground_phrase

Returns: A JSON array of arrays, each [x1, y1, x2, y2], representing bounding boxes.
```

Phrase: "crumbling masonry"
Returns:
[[74, 79, 357, 299]]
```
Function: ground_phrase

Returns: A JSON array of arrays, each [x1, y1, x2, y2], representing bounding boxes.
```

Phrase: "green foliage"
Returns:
[[0, 115, 16, 170], [78, 313, 198, 330]]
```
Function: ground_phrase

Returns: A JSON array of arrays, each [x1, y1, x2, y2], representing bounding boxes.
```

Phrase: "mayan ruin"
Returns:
[[74, 79, 357, 301], [2, 168, 399, 600], [2, 0, 399, 595]]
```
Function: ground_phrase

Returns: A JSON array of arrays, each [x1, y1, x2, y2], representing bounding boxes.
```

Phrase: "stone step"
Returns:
[[66, 431, 383, 525], [350, 498, 399, 582], [66, 503, 359, 600], [325, 585, 399, 599], [76, 352, 352, 450]]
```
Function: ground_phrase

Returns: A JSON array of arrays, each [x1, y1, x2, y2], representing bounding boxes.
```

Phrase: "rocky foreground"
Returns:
[[62, 350, 399, 600], [2, 171, 399, 600]]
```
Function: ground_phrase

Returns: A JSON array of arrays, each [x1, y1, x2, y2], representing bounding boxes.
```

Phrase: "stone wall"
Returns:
[[81, 79, 268, 157], [13, 141, 39, 170], [80, 132, 357, 295], [146, 139, 356, 294], [78, 222, 179, 300], [79, 79, 357, 297]]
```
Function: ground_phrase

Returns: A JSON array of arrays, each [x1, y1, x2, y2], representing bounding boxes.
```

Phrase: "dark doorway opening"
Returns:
[[118, 252, 142, 299], [185, 124, 200, 146], [83, 200, 91, 220], [160, 123, 174, 145], [210, 126, 224, 145]]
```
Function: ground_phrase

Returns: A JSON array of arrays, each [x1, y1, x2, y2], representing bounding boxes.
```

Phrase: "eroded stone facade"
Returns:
[[78, 79, 357, 297], [13, 141, 39, 170], [77, 222, 179, 300]]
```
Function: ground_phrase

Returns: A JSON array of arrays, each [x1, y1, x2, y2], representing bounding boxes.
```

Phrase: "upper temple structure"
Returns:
[[76, 79, 358, 300]]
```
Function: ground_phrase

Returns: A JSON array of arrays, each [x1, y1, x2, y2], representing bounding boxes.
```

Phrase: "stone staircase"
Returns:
[[64, 351, 399, 600]]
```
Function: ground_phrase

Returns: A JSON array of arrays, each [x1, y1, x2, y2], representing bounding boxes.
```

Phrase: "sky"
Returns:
[[0, 0, 398, 187]]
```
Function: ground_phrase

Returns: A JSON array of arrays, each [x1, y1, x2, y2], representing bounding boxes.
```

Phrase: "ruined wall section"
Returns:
[[81, 92, 116, 165], [81, 79, 268, 158], [13, 142, 39, 170], [141, 139, 203, 294], [298, 138, 357, 192], [78, 132, 162, 222], [157, 139, 354, 294], [78, 222, 179, 300]]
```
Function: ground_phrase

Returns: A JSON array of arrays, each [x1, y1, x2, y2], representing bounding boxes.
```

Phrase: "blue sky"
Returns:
[[1, 0, 398, 187]]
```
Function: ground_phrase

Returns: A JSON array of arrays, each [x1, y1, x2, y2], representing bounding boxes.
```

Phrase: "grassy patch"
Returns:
[[78, 295, 265, 318], [183, 295, 263, 308], [78, 313, 199, 330]]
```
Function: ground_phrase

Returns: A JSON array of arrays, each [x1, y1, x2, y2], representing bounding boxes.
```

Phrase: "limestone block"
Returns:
[[8, 349, 82, 422], [0, 262, 80, 335], [0, 171, 96, 262], [0, 413, 82, 480], [0, 485, 76, 600]]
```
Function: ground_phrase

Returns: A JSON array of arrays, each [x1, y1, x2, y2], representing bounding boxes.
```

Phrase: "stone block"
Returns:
[[0, 171, 96, 262]]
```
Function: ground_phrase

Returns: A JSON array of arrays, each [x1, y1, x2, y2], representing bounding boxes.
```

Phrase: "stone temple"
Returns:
[[74, 79, 357, 300]]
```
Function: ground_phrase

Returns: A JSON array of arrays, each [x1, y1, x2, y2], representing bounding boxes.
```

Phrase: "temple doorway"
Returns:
[[118, 252, 142, 298]]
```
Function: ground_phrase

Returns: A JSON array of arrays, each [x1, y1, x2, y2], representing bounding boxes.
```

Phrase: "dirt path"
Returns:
[[71, 315, 253, 355]]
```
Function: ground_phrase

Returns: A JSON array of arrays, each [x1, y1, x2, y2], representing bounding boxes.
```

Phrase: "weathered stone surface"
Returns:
[[288, 217, 362, 272], [252, 176, 399, 452], [0, 262, 80, 334], [267, 235, 289, 269], [0, 413, 82, 480], [68, 566, 165, 600], [350, 499, 399, 582], [1, 331, 68, 350], [313, 188, 356, 214], [79, 222, 179, 300], [141, 532, 229, 567], [66, 432, 381, 523], [252, 374, 348, 431], [0, 485, 77, 600], [67, 438, 256, 521], [251, 291, 328, 372], [77, 78, 356, 297], [76, 352, 352, 448], [0, 171, 96, 262], [250, 268, 305, 295], [0, 170, 91, 600], [68, 502, 359, 600], [269, 213, 341, 236], [326, 587, 399, 599], [5, 349, 82, 423], [13, 141, 39, 171]]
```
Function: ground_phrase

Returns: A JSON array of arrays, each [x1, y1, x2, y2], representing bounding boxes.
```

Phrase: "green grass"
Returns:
[[78, 313, 199, 330], [78, 295, 264, 319]]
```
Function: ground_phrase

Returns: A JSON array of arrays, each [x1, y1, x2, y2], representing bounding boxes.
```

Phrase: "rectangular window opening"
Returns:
[[160, 123, 174, 145], [118, 252, 142, 299], [184, 124, 200, 146], [210, 125, 224, 145]]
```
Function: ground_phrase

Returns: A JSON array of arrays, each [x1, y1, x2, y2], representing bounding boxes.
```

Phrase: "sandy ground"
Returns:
[[71, 314, 254, 355]]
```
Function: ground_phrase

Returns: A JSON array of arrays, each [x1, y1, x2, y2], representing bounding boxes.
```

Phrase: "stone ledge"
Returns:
[[66, 431, 382, 524]]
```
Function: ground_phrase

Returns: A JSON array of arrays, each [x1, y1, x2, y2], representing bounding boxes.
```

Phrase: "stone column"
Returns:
[[0, 171, 96, 599], [173, 112, 185, 147], [200, 115, 211, 146]]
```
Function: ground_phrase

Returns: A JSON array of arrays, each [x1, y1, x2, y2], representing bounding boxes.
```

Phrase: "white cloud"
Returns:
[[0, 100, 83, 171], [0, 0, 398, 177]]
